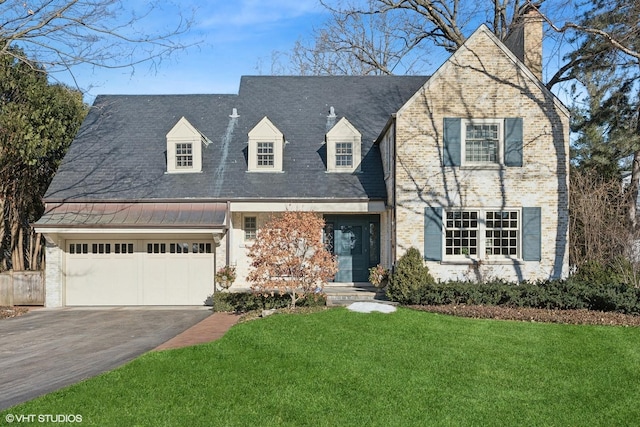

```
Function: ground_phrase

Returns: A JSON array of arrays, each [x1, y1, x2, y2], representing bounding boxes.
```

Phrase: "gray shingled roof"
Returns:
[[44, 75, 429, 202]]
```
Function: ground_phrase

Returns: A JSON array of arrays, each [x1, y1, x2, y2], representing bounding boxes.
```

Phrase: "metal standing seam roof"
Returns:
[[36, 202, 228, 228]]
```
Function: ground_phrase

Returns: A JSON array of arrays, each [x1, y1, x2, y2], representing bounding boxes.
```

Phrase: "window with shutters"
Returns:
[[424, 207, 537, 262], [443, 118, 523, 167], [464, 122, 500, 164], [444, 210, 519, 259]]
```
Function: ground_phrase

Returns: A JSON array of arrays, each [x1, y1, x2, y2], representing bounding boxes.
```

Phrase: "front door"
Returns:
[[324, 215, 380, 283]]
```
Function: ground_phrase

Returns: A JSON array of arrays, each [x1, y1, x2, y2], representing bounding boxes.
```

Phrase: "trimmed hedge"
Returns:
[[383, 248, 640, 315], [387, 279, 640, 315], [210, 291, 326, 313]]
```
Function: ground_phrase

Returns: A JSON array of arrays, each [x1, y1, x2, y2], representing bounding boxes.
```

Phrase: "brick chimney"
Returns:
[[504, 4, 544, 80]]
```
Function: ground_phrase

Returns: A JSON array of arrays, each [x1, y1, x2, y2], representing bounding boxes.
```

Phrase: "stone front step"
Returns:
[[324, 285, 392, 306]]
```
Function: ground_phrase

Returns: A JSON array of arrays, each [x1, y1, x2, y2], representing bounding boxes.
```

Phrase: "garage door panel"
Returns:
[[66, 253, 138, 306], [65, 239, 215, 306]]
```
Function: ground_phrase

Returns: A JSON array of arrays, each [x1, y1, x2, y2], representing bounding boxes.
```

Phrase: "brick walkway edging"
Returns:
[[154, 312, 241, 351]]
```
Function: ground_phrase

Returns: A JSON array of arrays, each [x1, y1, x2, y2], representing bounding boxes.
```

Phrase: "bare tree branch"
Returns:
[[0, 0, 195, 77]]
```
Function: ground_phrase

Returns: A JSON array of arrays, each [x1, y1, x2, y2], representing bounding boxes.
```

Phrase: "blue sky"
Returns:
[[54, 1, 328, 100], [50, 0, 577, 104]]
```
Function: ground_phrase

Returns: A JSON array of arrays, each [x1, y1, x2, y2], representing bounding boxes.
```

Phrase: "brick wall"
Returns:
[[393, 28, 570, 282]]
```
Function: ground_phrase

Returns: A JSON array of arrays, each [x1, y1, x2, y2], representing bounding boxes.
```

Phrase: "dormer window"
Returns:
[[248, 117, 284, 172], [176, 143, 193, 168], [257, 142, 275, 167], [166, 117, 209, 174], [326, 117, 361, 173], [335, 142, 353, 167]]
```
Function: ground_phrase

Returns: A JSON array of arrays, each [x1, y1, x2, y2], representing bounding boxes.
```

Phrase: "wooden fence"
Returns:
[[0, 271, 44, 306]]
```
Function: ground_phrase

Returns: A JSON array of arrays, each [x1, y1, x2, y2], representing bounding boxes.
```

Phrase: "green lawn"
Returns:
[[3, 308, 640, 426]]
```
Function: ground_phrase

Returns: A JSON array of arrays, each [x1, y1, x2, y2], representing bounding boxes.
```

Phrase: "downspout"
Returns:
[[391, 115, 398, 266], [225, 201, 231, 266]]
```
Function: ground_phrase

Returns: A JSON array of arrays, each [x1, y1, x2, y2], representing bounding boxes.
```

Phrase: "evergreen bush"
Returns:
[[386, 247, 435, 304]]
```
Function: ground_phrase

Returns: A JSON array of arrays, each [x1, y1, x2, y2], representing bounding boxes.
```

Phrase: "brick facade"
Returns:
[[389, 27, 569, 281]]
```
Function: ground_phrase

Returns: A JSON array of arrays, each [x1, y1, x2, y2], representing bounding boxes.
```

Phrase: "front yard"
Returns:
[[3, 307, 640, 426]]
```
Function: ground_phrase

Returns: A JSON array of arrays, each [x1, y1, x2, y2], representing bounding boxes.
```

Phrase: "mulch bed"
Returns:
[[411, 304, 640, 327], [0, 306, 29, 320]]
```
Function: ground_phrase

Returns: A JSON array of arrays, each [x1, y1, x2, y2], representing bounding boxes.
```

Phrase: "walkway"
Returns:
[[154, 312, 241, 351]]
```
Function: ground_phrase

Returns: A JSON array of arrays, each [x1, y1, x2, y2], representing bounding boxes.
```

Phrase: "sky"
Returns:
[[46, 0, 577, 104], [53, 1, 329, 101]]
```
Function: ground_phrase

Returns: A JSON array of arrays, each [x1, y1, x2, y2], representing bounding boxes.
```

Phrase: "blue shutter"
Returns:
[[424, 207, 443, 261], [443, 118, 461, 166], [504, 118, 523, 167], [522, 207, 541, 261]]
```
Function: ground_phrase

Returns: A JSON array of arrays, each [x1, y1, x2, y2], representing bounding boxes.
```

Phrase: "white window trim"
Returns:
[[443, 208, 522, 262], [461, 119, 504, 167]]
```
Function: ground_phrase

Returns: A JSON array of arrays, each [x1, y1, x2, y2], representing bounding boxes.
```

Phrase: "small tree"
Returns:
[[247, 211, 338, 308]]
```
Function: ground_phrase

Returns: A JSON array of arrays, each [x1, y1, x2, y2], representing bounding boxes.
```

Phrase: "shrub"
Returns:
[[210, 291, 326, 313], [571, 260, 623, 286], [386, 247, 435, 304]]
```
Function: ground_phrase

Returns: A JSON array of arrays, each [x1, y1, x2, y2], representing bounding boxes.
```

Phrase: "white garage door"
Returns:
[[65, 240, 215, 305]]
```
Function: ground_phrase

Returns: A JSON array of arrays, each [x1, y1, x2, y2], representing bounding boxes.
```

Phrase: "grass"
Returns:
[[3, 307, 640, 426]]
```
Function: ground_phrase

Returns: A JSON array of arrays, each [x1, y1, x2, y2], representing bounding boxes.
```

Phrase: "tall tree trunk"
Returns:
[[630, 151, 640, 230], [0, 197, 5, 271], [630, 102, 640, 232], [30, 231, 42, 270]]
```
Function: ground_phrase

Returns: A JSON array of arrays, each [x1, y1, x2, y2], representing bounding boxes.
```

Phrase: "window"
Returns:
[[335, 142, 353, 167], [257, 142, 274, 167], [192, 243, 212, 254], [443, 118, 523, 167], [69, 243, 88, 254], [176, 143, 193, 168], [166, 117, 205, 173], [465, 123, 499, 163], [485, 211, 519, 256], [248, 117, 284, 172], [326, 117, 362, 173], [444, 209, 519, 258], [244, 216, 257, 241], [147, 243, 167, 254], [91, 243, 111, 254], [114, 243, 134, 254], [445, 211, 479, 256], [169, 243, 189, 254]]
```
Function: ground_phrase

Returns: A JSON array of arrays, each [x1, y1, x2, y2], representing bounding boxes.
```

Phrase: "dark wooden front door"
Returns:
[[324, 215, 380, 283]]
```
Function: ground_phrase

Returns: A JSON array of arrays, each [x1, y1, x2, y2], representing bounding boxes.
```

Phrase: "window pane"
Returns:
[[244, 216, 257, 240], [445, 211, 479, 255], [176, 143, 193, 168], [257, 142, 274, 166], [323, 222, 334, 254], [335, 142, 353, 167], [465, 124, 499, 163], [485, 211, 519, 257]]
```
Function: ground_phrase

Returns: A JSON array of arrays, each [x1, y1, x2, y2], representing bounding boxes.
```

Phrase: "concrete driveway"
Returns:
[[0, 307, 211, 410]]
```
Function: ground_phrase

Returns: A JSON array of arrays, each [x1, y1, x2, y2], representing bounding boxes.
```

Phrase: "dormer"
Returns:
[[326, 117, 362, 173], [166, 117, 209, 174], [248, 117, 284, 172]]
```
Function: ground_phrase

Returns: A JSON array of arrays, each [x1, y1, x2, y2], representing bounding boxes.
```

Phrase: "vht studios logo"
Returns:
[[5, 414, 83, 423]]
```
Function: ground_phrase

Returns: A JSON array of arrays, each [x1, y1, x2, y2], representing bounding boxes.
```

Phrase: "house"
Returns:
[[35, 14, 569, 307]]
